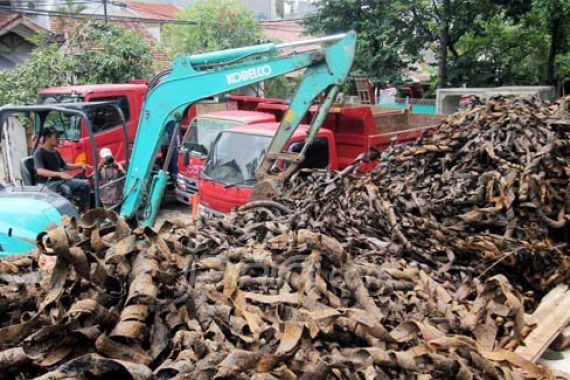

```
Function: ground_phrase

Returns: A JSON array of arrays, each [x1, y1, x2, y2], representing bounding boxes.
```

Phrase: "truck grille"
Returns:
[[175, 175, 199, 205]]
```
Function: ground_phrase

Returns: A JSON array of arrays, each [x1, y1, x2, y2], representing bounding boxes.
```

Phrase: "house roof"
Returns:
[[0, 12, 49, 37], [260, 20, 304, 43], [125, 2, 181, 20], [0, 12, 19, 28]]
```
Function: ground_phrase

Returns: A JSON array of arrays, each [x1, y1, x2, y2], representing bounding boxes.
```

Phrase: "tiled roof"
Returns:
[[260, 20, 305, 43], [0, 11, 50, 36], [125, 2, 181, 20], [0, 12, 20, 28]]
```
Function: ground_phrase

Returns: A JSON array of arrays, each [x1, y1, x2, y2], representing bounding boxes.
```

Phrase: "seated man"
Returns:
[[33, 127, 92, 212]]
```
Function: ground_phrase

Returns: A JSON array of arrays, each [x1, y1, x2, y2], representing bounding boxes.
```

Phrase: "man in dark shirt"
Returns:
[[33, 127, 92, 212]]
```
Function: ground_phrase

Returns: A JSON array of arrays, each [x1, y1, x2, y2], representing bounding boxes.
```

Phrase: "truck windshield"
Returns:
[[185, 117, 242, 157], [203, 131, 270, 186], [38, 94, 83, 141]]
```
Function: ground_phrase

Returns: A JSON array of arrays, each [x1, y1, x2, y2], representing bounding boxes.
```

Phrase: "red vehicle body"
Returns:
[[38, 83, 148, 168], [175, 110, 277, 204], [199, 106, 443, 216], [175, 96, 289, 204]]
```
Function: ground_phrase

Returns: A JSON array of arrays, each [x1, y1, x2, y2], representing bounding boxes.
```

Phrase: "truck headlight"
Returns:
[[176, 175, 186, 190]]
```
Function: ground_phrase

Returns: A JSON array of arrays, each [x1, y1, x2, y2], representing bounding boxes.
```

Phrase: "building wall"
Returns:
[[287, 0, 316, 17], [239, 0, 273, 19]]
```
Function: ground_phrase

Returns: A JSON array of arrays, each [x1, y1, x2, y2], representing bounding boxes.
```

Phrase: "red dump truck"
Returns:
[[175, 96, 289, 204], [198, 105, 443, 216]]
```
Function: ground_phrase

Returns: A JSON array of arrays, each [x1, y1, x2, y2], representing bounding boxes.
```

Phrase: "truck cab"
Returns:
[[198, 105, 443, 216], [175, 110, 277, 204], [199, 123, 334, 215], [38, 83, 147, 168]]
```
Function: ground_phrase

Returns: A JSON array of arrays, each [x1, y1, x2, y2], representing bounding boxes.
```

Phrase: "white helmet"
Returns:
[[99, 147, 113, 159]]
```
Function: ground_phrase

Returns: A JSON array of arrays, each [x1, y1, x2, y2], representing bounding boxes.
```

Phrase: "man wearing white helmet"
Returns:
[[98, 148, 126, 208]]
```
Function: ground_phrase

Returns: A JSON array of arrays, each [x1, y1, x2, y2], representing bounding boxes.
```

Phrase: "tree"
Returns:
[[67, 22, 153, 84], [306, 0, 570, 90], [533, 0, 570, 85], [443, 1, 570, 88], [54, 0, 87, 31], [304, 0, 418, 87], [162, 0, 263, 57], [0, 22, 152, 105], [450, 11, 549, 86], [394, 0, 523, 88]]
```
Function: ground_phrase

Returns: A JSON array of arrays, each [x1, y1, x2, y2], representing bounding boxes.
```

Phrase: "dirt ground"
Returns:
[[154, 190, 193, 227]]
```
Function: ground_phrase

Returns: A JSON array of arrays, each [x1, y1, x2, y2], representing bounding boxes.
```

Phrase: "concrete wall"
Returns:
[[436, 86, 556, 114]]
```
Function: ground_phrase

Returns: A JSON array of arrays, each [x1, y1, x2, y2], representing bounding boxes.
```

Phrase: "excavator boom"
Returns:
[[120, 31, 356, 225]]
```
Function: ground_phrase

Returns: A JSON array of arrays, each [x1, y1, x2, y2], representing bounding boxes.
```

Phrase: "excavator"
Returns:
[[0, 32, 355, 255], [119, 31, 356, 226]]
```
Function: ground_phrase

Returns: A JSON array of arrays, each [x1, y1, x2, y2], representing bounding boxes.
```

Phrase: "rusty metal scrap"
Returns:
[[0, 96, 568, 379], [280, 96, 570, 300]]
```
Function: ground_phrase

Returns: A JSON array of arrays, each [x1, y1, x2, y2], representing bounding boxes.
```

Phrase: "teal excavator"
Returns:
[[0, 32, 356, 254], [120, 31, 356, 226]]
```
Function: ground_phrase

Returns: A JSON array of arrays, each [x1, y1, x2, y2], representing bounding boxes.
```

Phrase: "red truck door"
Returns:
[[285, 136, 338, 171]]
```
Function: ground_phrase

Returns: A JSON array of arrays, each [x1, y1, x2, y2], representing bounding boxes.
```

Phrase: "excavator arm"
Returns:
[[120, 31, 356, 226]]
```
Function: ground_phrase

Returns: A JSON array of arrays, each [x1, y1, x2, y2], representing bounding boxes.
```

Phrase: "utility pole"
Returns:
[[103, 0, 108, 23]]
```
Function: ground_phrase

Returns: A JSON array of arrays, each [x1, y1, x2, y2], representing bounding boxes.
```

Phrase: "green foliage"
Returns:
[[162, 0, 263, 57], [306, 0, 570, 90], [556, 53, 570, 82], [264, 77, 300, 100], [54, 0, 87, 30], [450, 12, 550, 86], [0, 22, 152, 105], [55, 0, 87, 14], [448, 0, 570, 86], [68, 22, 153, 84], [304, 0, 417, 85]]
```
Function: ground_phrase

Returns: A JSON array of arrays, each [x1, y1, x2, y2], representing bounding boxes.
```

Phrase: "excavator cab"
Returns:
[[0, 102, 128, 255]]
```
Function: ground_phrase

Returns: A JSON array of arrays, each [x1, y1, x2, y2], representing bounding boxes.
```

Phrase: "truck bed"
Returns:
[[371, 108, 443, 133], [321, 106, 444, 170]]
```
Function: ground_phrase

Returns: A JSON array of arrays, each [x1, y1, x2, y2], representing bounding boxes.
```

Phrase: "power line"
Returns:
[[0, 6, 196, 24], [26, 0, 102, 5], [259, 15, 313, 23], [0, 6, 314, 26]]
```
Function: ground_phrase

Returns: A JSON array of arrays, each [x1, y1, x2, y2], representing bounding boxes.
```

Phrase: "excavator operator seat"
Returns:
[[20, 156, 36, 186]]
